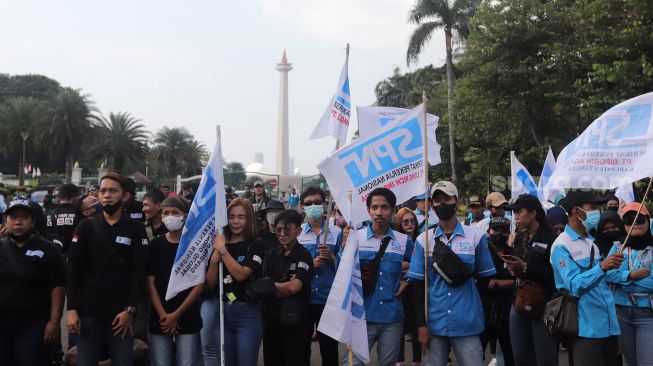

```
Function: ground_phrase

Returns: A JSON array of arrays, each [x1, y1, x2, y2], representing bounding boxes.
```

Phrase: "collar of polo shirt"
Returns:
[[365, 225, 396, 240]]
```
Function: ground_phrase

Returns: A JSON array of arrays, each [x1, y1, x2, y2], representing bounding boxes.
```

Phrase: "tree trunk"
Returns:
[[445, 28, 458, 185], [65, 149, 73, 183]]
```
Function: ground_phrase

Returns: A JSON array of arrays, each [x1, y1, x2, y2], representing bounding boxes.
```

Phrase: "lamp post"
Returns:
[[19, 132, 29, 186]]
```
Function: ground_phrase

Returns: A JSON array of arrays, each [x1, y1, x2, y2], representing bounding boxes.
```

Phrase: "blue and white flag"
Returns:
[[317, 233, 369, 363], [538, 147, 565, 203], [546, 92, 653, 191], [357, 106, 441, 165], [166, 129, 228, 300], [615, 183, 635, 204], [511, 151, 538, 200], [318, 104, 433, 225], [310, 48, 351, 146]]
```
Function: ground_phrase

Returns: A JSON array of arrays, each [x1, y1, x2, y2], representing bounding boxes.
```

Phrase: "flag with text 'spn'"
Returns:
[[357, 105, 441, 165], [546, 92, 653, 191], [317, 233, 369, 363], [511, 151, 538, 200], [318, 104, 434, 225], [165, 129, 228, 300], [310, 50, 350, 146]]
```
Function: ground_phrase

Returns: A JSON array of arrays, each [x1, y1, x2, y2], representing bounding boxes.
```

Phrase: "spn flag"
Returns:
[[318, 104, 433, 225], [546, 92, 653, 191], [538, 147, 565, 203], [357, 106, 441, 165], [166, 128, 228, 300], [310, 48, 351, 145], [511, 151, 538, 200], [317, 232, 369, 363]]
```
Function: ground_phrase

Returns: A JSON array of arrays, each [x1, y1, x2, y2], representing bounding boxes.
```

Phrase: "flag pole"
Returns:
[[422, 90, 429, 324], [618, 177, 653, 254], [216, 125, 226, 366]]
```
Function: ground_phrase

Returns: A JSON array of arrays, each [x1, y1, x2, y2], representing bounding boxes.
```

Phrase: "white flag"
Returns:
[[318, 104, 433, 225], [317, 232, 369, 363], [546, 92, 653, 191], [166, 128, 228, 300], [511, 151, 538, 200], [357, 106, 441, 165], [615, 183, 635, 204], [310, 50, 351, 145], [36, 168, 42, 177], [537, 147, 565, 203]]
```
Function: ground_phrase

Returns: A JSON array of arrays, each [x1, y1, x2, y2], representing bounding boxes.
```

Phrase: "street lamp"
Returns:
[[19, 132, 29, 186]]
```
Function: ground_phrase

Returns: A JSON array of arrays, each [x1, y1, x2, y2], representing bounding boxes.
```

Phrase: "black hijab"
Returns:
[[595, 211, 627, 257]]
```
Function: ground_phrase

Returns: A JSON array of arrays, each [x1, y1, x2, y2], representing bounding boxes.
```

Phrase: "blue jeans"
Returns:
[[427, 335, 483, 366], [76, 315, 133, 366], [617, 305, 653, 366], [212, 301, 263, 366], [509, 306, 558, 366], [0, 319, 48, 366], [347, 321, 403, 366], [201, 297, 219, 366], [150, 333, 200, 366]]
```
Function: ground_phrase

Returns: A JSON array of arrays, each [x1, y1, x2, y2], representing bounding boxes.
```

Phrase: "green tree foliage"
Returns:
[[224, 161, 246, 189], [151, 127, 207, 177], [95, 112, 150, 174]]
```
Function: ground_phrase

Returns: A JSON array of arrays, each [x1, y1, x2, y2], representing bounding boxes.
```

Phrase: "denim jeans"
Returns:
[[617, 305, 653, 366], [212, 301, 263, 366], [150, 333, 200, 366], [201, 297, 219, 366], [0, 319, 48, 366], [346, 321, 403, 366], [509, 306, 558, 366], [427, 335, 483, 366], [76, 315, 133, 366]]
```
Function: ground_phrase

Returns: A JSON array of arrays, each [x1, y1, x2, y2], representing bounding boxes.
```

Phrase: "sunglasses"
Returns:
[[274, 226, 297, 236], [623, 215, 648, 226], [302, 200, 324, 206], [401, 218, 416, 225]]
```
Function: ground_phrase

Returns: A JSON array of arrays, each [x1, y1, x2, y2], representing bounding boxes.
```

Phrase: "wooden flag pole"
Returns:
[[348, 344, 353, 366], [618, 177, 653, 254], [422, 90, 429, 324]]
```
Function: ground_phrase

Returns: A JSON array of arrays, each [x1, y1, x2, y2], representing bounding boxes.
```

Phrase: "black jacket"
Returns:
[[513, 225, 558, 297]]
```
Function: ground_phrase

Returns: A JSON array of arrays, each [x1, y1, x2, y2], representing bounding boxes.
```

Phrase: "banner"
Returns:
[[317, 232, 369, 363], [357, 106, 441, 165], [511, 151, 538, 200], [166, 129, 228, 300], [318, 104, 431, 225], [546, 92, 653, 190], [538, 147, 565, 203], [310, 50, 351, 146]]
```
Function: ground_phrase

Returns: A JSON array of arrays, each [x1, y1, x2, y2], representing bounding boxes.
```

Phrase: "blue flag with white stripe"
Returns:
[[165, 129, 228, 300], [511, 151, 538, 200]]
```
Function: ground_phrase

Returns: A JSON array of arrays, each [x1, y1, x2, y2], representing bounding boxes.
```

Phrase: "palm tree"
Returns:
[[181, 139, 207, 176], [406, 0, 480, 185], [151, 127, 205, 177], [0, 97, 45, 178], [94, 112, 150, 174], [374, 67, 413, 107]]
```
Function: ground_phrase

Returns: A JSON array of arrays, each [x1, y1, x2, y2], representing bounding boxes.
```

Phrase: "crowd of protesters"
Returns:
[[1, 172, 652, 366]]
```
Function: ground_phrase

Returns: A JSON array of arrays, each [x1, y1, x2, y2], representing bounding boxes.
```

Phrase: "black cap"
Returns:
[[261, 200, 284, 212], [560, 190, 607, 212], [505, 194, 542, 212], [488, 216, 511, 230], [5, 199, 34, 217]]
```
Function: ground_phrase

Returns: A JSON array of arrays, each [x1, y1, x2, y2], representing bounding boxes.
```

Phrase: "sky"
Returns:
[[0, 0, 446, 175]]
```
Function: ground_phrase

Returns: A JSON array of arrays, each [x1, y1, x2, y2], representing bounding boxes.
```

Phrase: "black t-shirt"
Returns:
[[67, 213, 149, 318], [218, 239, 266, 302], [262, 243, 314, 324], [0, 236, 66, 331], [513, 226, 557, 295], [147, 236, 202, 334], [46, 203, 82, 252], [145, 221, 168, 241], [124, 200, 145, 222]]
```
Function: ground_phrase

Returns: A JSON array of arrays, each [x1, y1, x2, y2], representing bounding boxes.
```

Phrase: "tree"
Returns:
[[37, 88, 99, 182], [406, 0, 481, 185], [0, 74, 61, 105], [0, 97, 46, 176], [94, 112, 149, 174], [151, 127, 206, 177], [224, 161, 246, 188]]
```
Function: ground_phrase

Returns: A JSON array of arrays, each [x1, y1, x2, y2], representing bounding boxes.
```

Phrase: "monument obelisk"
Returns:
[[275, 50, 292, 176]]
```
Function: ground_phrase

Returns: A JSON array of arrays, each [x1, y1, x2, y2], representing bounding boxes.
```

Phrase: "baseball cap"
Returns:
[[5, 199, 33, 217], [486, 192, 508, 207], [621, 202, 650, 218], [254, 181, 264, 187], [468, 195, 482, 206], [432, 181, 458, 198], [560, 190, 607, 212], [505, 194, 542, 212], [489, 216, 511, 230]]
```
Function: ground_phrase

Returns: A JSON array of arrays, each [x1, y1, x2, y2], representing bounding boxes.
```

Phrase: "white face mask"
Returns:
[[162, 215, 185, 231]]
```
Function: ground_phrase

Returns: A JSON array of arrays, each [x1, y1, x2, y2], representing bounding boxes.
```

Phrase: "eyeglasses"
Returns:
[[302, 200, 323, 206], [274, 226, 296, 236], [401, 219, 416, 225], [623, 215, 648, 226]]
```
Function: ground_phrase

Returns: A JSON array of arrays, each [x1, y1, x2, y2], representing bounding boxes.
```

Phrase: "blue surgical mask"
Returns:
[[578, 208, 600, 231], [304, 205, 325, 220]]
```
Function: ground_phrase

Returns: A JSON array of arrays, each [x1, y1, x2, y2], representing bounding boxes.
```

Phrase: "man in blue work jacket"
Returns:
[[297, 186, 342, 366], [551, 190, 623, 366], [408, 181, 496, 366], [344, 187, 413, 366]]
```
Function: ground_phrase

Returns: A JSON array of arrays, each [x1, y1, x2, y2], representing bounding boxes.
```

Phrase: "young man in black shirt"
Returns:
[[46, 183, 82, 253], [262, 209, 314, 366], [66, 173, 149, 366], [142, 189, 167, 241], [123, 177, 145, 222]]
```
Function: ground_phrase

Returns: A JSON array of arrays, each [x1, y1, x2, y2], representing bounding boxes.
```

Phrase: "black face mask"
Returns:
[[606, 206, 619, 212], [434, 203, 457, 221], [9, 229, 34, 243], [490, 234, 508, 247], [102, 201, 123, 216]]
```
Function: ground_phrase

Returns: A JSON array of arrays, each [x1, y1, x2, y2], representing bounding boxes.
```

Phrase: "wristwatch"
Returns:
[[219, 247, 228, 256], [124, 306, 136, 314]]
